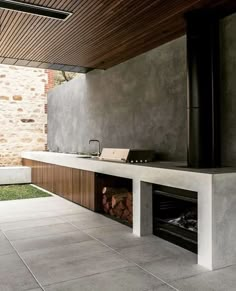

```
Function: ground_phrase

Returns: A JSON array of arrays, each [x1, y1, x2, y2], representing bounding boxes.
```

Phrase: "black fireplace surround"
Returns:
[[153, 185, 198, 253]]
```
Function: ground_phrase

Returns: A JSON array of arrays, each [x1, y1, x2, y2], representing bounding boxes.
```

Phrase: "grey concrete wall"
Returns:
[[48, 36, 187, 161], [48, 12, 236, 165], [220, 14, 236, 166]]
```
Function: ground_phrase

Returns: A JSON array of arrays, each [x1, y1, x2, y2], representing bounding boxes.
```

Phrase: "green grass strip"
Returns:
[[0, 184, 51, 201]]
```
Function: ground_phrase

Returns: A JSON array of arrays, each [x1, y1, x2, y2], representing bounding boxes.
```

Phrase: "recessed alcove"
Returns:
[[95, 173, 133, 226], [153, 184, 198, 253]]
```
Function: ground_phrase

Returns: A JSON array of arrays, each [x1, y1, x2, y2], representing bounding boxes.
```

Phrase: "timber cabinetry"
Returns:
[[22, 158, 96, 211], [53, 165, 72, 201], [22, 159, 54, 193], [72, 169, 95, 211]]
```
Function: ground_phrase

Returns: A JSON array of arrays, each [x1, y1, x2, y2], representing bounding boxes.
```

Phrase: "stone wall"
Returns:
[[0, 65, 54, 166]]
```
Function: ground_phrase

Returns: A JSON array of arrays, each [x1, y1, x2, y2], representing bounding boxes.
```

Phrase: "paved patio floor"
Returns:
[[0, 193, 235, 291]]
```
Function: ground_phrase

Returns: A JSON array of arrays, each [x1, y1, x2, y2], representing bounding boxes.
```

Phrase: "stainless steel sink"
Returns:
[[76, 152, 100, 159], [77, 154, 92, 158]]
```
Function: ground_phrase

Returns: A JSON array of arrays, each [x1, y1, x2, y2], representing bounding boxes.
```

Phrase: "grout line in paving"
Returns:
[[0, 211, 89, 225], [6, 230, 91, 245], [0, 221, 70, 234], [64, 218, 181, 291], [2, 231, 46, 291], [43, 264, 137, 288]]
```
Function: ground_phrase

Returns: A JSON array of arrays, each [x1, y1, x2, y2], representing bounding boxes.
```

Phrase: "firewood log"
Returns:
[[117, 201, 126, 210], [126, 197, 133, 213], [103, 202, 110, 213], [121, 209, 130, 220], [102, 195, 107, 205], [102, 187, 128, 195], [114, 207, 123, 218], [127, 214, 133, 224], [112, 193, 128, 208], [109, 209, 115, 216], [104, 207, 109, 214], [127, 192, 132, 201]]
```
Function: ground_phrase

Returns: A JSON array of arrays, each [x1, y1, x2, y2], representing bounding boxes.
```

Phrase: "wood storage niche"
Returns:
[[95, 173, 133, 226]]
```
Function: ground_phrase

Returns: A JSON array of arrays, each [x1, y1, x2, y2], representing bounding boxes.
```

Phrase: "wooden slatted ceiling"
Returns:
[[0, 0, 235, 72]]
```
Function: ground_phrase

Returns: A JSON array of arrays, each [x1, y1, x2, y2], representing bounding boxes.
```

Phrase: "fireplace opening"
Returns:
[[95, 173, 133, 226], [153, 184, 198, 253]]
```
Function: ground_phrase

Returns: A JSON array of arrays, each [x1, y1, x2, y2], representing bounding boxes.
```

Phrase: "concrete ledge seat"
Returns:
[[0, 166, 31, 185]]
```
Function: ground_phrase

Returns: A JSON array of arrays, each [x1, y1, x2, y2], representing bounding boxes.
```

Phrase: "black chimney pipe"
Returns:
[[186, 11, 221, 168]]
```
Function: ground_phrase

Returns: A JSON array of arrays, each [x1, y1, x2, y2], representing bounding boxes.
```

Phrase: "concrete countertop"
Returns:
[[22, 151, 236, 189], [21, 151, 212, 194], [21, 151, 235, 177]]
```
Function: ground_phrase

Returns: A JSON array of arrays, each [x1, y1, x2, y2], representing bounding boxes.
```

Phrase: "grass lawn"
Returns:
[[0, 184, 51, 201]]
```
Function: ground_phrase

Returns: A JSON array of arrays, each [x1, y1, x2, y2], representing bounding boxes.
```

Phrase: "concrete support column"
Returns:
[[133, 179, 153, 236]]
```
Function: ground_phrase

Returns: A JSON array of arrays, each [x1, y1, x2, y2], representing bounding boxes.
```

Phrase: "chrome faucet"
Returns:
[[89, 139, 101, 156]]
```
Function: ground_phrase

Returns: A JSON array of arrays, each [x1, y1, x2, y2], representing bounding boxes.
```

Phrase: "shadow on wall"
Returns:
[[220, 13, 236, 167]]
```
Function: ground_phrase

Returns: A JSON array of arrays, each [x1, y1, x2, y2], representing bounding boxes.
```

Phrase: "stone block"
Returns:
[[37, 138, 45, 143], [21, 119, 35, 123], [13, 95, 22, 101], [21, 138, 32, 143], [0, 138, 7, 143], [0, 96, 9, 100]]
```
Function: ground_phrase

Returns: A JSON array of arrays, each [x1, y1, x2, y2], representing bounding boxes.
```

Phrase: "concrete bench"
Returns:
[[0, 166, 31, 185]]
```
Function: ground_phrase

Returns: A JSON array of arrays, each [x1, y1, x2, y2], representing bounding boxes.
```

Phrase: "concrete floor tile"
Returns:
[[85, 225, 158, 249], [12, 230, 92, 252], [0, 217, 65, 231], [146, 285, 178, 291], [117, 238, 193, 264], [5, 223, 78, 241], [21, 240, 111, 264], [141, 254, 207, 282], [51, 207, 91, 216], [171, 264, 236, 291], [69, 214, 121, 230], [0, 212, 56, 224], [61, 211, 102, 222], [0, 253, 39, 291], [0, 231, 15, 256], [0, 208, 88, 224], [44, 266, 164, 291], [22, 247, 134, 285], [0, 197, 84, 220], [83, 223, 132, 235]]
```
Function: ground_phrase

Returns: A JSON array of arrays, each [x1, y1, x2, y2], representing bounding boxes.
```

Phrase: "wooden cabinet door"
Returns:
[[31, 160, 38, 185], [42, 163, 54, 193], [54, 165, 72, 200], [23, 159, 43, 187], [22, 159, 54, 192], [72, 169, 82, 205], [80, 170, 95, 210], [72, 169, 95, 210]]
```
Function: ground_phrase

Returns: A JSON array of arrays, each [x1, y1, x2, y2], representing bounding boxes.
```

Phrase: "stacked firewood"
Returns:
[[102, 187, 133, 225]]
